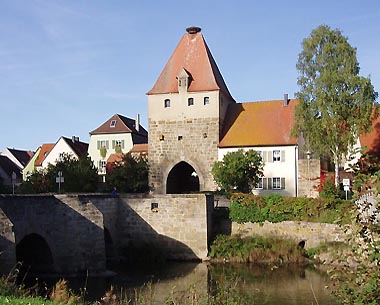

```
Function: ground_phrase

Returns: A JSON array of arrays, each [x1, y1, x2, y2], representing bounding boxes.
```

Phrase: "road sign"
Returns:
[[343, 178, 350, 186]]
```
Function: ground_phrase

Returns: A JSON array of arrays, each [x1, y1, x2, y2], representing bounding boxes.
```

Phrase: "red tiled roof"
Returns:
[[129, 143, 148, 154], [107, 153, 123, 164], [35, 143, 55, 166], [219, 99, 299, 147], [359, 115, 380, 155], [147, 28, 233, 99]]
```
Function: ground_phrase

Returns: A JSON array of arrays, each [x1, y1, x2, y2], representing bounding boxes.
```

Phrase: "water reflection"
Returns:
[[32, 263, 337, 305]]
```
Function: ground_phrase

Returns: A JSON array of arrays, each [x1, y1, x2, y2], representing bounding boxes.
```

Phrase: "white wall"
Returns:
[[88, 133, 133, 174], [218, 145, 298, 196], [42, 138, 77, 168]]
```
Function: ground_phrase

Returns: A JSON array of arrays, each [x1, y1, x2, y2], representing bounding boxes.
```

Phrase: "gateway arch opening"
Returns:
[[166, 161, 200, 194]]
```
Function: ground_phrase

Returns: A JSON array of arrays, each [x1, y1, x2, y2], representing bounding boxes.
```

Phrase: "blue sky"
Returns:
[[1, 0, 380, 151]]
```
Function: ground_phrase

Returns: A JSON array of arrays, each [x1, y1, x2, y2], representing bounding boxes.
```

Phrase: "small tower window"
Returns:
[[204, 97, 210, 105], [164, 99, 171, 108], [110, 120, 116, 128], [188, 97, 194, 106]]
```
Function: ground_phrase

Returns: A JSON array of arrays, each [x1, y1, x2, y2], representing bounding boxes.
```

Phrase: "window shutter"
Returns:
[[121, 140, 125, 149], [281, 150, 285, 162], [268, 178, 272, 190], [106, 140, 109, 149], [281, 178, 285, 189], [263, 177, 267, 189], [97, 141, 100, 149], [265, 151, 271, 163], [112, 140, 115, 149]]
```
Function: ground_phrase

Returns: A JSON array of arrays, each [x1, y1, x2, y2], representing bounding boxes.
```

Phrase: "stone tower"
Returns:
[[147, 27, 235, 194]]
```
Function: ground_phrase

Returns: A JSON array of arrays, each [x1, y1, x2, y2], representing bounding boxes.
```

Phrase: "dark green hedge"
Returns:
[[229, 193, 353, 224]]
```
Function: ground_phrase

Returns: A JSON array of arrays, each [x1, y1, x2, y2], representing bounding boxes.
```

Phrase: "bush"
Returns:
[[229, 193, 353, 224]]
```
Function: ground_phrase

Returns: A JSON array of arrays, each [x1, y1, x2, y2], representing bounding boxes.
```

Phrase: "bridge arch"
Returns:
[[166, 160, 201, 194], [16, 233, 54, 274]]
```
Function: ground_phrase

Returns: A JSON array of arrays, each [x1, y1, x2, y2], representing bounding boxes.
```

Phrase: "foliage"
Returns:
[[22, 153, 99, 193], [49, 279, 82, 305], [327, 168, 380, 304], [0, 295, 58, 305], [211, 149, 263, 193], [209, 234, 307, 264], [106, 154, 149, 193], [229, 193, 352, 224], [319, 176, 344, 199], [100, 147, 107, 158], [292, 24, 378, 187]]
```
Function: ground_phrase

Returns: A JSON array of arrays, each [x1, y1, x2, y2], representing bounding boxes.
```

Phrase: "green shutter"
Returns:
[[268, 178, 272, 189], [281, 150, 285, 162], [106, 140, 109, 149], [122, 140, 125, 149], [97, 141, 100, 149], [112, 140, 115, 149], [281, 178, 285, 189], [263, 177, 267, 189]]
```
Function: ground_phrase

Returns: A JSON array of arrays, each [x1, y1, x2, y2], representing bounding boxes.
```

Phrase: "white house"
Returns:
[[41, 136, 88, 168], [87, 113, 148, 180]]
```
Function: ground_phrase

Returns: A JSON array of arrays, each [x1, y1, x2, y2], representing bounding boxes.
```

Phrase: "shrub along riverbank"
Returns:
[[229, 193, 353, 224]]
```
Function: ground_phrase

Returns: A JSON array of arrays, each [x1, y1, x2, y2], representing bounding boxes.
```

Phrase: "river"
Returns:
[[35, 262, 337, 304]]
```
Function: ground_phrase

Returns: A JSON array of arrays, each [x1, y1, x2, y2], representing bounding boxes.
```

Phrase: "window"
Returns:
[[99, 160, 106, 168], [164, 99, 171, 108], [273, 150, 281, 162], [255, 177, 263, 189], [112, 140, 124, 149], [179, 78, 187, 88], [97, 140, 109, 149], [272, 177, 281, 189], [204, 96, 209, 105], [188, 97, 194, 106], [110, 120, 116, 128]]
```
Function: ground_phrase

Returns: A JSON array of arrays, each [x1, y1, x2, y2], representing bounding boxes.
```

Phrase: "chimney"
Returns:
[[72, 136, 79, 143], [283, 93, 289, 106], [135, 114, 140, 132]]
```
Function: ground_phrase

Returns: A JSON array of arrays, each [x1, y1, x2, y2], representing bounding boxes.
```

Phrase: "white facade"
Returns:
[[88, 133, 134, 175], [218, 145, 299, 196], [42, 138, 81, 168]]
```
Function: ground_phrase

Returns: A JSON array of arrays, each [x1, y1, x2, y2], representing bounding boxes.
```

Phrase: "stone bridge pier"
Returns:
[[0, 195, 106, 275]]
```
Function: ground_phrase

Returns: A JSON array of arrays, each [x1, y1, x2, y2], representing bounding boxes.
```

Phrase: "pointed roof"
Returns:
[[61, 137, 89, 158], [6, 148, 33, 168], [90, 114, 148, 140], [0, 156, 22, 179], [147, 27, 233, 99], [219, 99, 299, 148], [35, 143, 55, 166]]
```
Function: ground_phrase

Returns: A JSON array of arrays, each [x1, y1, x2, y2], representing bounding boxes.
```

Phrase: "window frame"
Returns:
[[272, 177, 281, 189], [203, 96, 209, 105], [273, 150, 281, 162], [164, 99, 171, 108], [255, 177, 264, 189], [188, 97, 194, 106], [110, 120, 116, 128]]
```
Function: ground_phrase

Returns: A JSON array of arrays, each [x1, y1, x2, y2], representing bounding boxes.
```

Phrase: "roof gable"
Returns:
[[35, 143, 55, 166], [219, 99, 299, 147], [0, 156, 21, 178], [62, 137, 89, 158], [147, 27, 233, 99], [90, 114, 148, 138]]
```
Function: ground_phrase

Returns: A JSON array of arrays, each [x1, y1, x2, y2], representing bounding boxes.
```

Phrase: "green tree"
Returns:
[[211, 149, 263, 193], [106, 154, 149, 193], [292, 25, 378, 187], [23, 153, 99, 193]]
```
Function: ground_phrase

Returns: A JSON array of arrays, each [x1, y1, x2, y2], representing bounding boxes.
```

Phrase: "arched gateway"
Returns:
[[166, 161, 200, 194]]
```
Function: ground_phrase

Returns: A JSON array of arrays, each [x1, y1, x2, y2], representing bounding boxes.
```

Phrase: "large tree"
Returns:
[[293, 25, 378, 187], [211, 149, 263, 193]]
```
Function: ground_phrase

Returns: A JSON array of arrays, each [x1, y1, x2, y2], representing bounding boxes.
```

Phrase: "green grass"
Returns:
[[0, 295, 58, 305]]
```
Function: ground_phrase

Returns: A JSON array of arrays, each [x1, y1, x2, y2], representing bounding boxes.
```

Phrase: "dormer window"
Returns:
[[177, 68, 191, 93], [110, 120, 116, 128], [188, 97, 194, 106], [164, 99, 171, 108], [204, 97, 209, 105]]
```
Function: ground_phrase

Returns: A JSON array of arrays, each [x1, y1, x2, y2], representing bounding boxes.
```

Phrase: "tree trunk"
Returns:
[[334, 154, 340, 188]]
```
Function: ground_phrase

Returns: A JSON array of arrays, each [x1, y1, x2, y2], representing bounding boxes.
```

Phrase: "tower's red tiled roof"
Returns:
[[219, 99, 299, 147], [147, 28, 233, 99]]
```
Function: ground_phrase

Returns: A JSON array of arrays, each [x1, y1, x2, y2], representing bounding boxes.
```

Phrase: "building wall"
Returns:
[[148, 90, 234, 193], [22, 147, 40, 180], [88, 133, 133, 174], [218, 145, 299, 196], [42, 139, 76, 168]]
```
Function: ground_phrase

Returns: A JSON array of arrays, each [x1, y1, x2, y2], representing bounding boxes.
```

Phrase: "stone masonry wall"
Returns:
[[0, 208, 15, 273], [117, 193, 213, 260], [298, 159, 320, 198], [232, 221, 347, 249], [0, 195, 106, 275], [149, 118, 219, 193]]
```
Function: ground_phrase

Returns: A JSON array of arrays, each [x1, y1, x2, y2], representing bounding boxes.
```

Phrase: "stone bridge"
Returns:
[[0, 193, 213, 275]]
